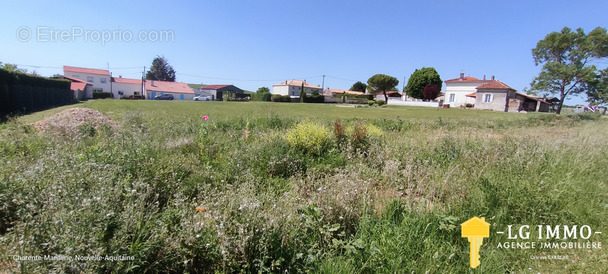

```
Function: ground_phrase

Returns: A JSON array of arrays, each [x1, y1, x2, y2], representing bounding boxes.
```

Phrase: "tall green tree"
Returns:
[[367, 74, 399, 103], [587, 68, 608, 105], [145, 56, 176, 82], [405, 67, 442, 99], [256, 87, 270, 94], [530, 27, 608, 114], [349, 81, 367, 92]]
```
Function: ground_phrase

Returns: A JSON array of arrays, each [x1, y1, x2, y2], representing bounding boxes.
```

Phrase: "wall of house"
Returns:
[[272, 85, 289, 96], [65, 72, 112, 93], [475, 90, 508, 111], [112, 82, 142, 99], [146, 91, 194, 100], [444, 81, 485, 107], [272, 85, 322, 97]]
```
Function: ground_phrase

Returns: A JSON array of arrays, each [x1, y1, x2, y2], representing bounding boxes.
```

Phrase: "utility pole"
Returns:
[[142, 66, 146, 98], [322, 74, 326, 91], [402, 76, 407, 100]]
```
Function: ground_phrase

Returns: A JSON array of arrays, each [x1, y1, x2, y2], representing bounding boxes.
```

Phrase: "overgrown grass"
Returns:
[[1, 101, 607, 273]]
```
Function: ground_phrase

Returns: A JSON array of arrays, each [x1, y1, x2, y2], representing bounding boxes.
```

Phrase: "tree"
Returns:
[[367, 74, 399, 103], [145, 56, 176, 82], [530, 27, 608, 114], [405, 67, 442, 99], [587, 68, 608, 105], [256, 87, 270, 94], [349, 81, 367, 92], [423, 84, 440, 100]]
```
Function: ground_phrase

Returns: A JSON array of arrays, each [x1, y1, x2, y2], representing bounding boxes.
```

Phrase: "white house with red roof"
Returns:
[[444, 73, 491, 107], [63, 65, 112, 94], [475, 80, 556, 112], [144, 80, 195, 100], [112, 76, 143, 99], [272, 79, 323, 98], [52, 75, 93, 100]]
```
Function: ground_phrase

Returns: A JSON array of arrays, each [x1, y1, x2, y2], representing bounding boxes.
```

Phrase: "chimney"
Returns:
[[460, 73, 464, 79], [151, 80, 155, 86], [119, 75, 122, 78], [483, 75, 486, 80], [491, 75, 495, 80]]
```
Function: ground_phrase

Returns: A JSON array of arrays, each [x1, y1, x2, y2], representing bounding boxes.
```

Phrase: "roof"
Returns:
[[465, 93, 477, 98], [200, 85, 231, 90], [71, 81, 91, 91], [445, 76, 484, 82], [112, 77, 142, 84], [273, 79, 322, 89], [145, 80, 194, 94], [63, 65, 111, 76], [476, 80, 515, 90], [327, 88, 365, 95]]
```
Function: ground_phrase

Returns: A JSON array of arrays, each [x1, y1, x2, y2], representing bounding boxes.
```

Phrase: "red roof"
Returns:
[[145, 80, 194, 94], [71, 81, 90, 91], [476, 80, 515, 90], [465, 93, 477, 98], [445, 76, 484, 82], [200, 85, 231, 90], [63, 65, 110, 76], [273, 79, 322, 89], [112, 77, 142, 84]]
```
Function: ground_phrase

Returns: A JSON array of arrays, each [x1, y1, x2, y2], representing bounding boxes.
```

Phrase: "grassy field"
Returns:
[[1, 100, 607, 273]]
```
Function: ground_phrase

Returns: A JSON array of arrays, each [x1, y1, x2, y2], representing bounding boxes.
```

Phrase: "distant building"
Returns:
[[145, 80, 195, 100], [63, 65, 112, 94], [475, 80, 557, 112], [52, 75, 93, 100], [272, 80, 323, 98], [112, 77, 143, 99], [199, 85, 244, 101], [444, 73, 491, 107]]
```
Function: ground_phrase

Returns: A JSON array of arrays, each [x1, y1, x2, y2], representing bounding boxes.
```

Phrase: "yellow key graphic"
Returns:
[[461, 217, 490, 268]]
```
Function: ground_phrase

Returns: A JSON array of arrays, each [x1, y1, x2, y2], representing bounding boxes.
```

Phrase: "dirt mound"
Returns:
[[33, 108, 119, 134]]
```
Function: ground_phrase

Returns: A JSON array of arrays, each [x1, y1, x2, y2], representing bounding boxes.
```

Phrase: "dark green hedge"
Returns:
[[93, 92, 113, 99], [0, 69, 73, 117], [303, 95, 324, 103], [334, 93, 374, 100], [271, 95, 292, 102]]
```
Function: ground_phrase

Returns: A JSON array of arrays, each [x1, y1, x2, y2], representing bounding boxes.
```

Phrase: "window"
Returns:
[[449, 94, 455, 103], [134, 91, 140, 95], [93, 88, 103, 92], [100, 78, 107, 84], [87, 76, 94, 82], [483, 94, 493, 103]]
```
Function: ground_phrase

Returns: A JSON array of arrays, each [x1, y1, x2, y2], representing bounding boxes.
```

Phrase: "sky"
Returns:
[[2, 0, 607, 105]]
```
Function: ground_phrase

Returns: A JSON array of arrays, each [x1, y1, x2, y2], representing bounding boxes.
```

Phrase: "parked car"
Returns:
[[155, 94, 174, 100], [193, 95, 213, 101]]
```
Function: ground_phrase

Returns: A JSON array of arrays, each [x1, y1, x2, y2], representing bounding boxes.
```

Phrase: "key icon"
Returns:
[[461, 217, 490, 268]]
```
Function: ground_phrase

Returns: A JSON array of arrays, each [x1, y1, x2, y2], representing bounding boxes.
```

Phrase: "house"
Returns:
[[444, 73, 491, 107], [199, 85, 244, 101], [112, 76, 143, 99], [475, 80, 555, 112], [144, 80, 195, 100], [272, 79, 323, 98], [63, 65, 112, 94], [52, 75, 93, 100], [374, 91, 402, 101]]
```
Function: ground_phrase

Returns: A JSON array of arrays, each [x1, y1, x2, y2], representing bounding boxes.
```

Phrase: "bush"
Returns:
[[368, 100, 375, 106], [303, 95, 324, 103], [376, 100, 385, 106], [285, 121, 332, 155], [93, 92, 113, 99], [252, 92, 272, 101], [271, 95, 292, 102]]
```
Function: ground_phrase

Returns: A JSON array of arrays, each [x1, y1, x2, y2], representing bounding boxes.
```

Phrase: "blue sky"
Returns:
[[2, 0, 607, 105]]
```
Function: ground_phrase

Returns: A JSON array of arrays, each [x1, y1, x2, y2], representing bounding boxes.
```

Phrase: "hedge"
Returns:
[[303, 95, 324, 103], [0, 69, 73, 117], [93, 92, 113, 99], [334, 93, 374, 100], [271, 95, 292, 102]]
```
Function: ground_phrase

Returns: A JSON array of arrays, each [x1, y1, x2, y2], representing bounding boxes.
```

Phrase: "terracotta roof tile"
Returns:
[[112, 77, 142, 84], [273, 79, 322, 89], [63, 65, 110, 76], [476, 80, 515, 90], [445, 76, 483, 82], [145, 80, 194, 94], [327, 88, 365, 95]]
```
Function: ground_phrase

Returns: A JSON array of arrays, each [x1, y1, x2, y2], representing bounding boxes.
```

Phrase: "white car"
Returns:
[[193, 95, 213, 101]]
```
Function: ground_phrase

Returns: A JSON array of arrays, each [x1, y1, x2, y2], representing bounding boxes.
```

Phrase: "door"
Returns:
[[180, 94, 184, 100], [151, 92, 156, 99]]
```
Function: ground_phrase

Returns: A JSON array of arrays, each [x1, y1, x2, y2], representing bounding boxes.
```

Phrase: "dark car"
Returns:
[[155, 94, 174, 100]]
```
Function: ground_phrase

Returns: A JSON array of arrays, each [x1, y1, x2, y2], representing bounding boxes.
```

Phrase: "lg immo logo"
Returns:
[[461, 217, 490, 268]]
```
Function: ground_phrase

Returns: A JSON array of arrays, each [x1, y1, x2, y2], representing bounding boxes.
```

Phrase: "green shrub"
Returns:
[[285, 121, 332, 155], [368, 100, 375, 106], [376, 100, 385, 106], [93, 92, 113, 99], [303, 95, 324, 103], [271, 95, 292, 102]]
